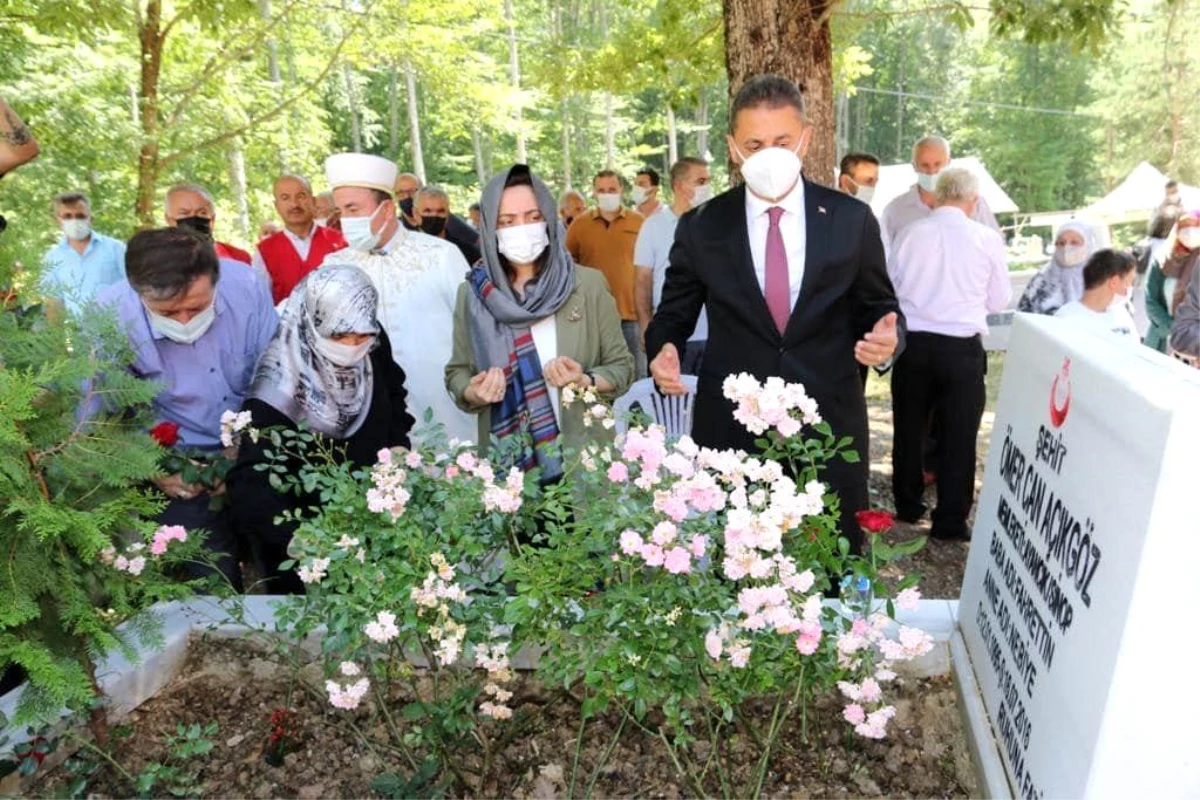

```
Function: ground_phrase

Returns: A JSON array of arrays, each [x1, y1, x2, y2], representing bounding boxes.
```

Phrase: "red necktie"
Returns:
[[765, 206, 790, 334]]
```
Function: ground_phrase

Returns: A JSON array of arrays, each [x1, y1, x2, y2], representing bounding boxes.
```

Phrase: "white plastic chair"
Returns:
[[612, 376, 698, 438]]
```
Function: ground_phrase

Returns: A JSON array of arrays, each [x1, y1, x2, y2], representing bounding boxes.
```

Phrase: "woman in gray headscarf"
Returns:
[[228, 264, 414, 592], [1018, 220, 1099, 315], [445, 164, 633, 481]]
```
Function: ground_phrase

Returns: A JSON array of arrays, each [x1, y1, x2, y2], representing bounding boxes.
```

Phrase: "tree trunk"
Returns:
[[896, 38, 906, 163], [696, 93, 709, 159], [471, 126, 487, 185], [259, 0, 289, 170], [604, 92, 615, 170], [561, 95, 573, 189], [835, 90, 847, 163], [259, 0, 282, 83], [404, 59, 426, 183], [343, 64, 361, 152], [388, 64, 400, 160], [666, 105, 678, 166], [722, 0, 837, 186], [134, 0, 165, 228], [228, 138, 251, 242], [505, 0, 528, 163]]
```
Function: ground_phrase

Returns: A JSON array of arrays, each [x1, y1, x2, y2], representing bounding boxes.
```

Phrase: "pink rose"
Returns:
[[640, 543, 665, 567], [689, 535, 708, 559], [618, 529, 643, 556], [377, 448, 393, 465], [843, 703, 866, 726], [606, 461, 629, 483], [663, 547, 691, 575]]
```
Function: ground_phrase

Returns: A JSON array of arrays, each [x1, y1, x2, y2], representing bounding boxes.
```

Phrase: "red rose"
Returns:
[[855, 509, 895, 535], [150, 421, 180, 447]]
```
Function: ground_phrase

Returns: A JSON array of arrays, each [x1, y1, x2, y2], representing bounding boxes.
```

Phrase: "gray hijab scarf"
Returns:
[[466, 164, 577, 373], [250, 265, 380, 438]]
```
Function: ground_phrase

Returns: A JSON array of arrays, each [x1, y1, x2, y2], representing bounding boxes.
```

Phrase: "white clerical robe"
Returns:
[[319, 228, 475, 447]]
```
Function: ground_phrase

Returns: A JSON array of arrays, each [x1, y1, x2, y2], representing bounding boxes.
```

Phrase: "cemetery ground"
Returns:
[[42, 636, 977, 799], [864, 352, 1007, 599]]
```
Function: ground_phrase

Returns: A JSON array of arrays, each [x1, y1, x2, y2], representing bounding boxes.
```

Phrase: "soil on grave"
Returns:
[[862, 352, 1006, 599], [41, 637, 977, 800]]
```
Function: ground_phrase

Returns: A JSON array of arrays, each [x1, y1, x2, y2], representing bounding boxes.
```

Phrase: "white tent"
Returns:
[[1081, 161, 1200, 221], [865, 156, 1019, 217], [1024, 161, 1200, 231]]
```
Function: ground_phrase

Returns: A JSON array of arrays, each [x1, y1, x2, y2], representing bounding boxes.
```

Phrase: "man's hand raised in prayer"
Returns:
[[855, 312, 899, 367], [464, 367, 507, 406], [650, 343, 689, 395]]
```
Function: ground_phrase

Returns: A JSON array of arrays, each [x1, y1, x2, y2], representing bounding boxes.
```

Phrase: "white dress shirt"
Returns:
[[881, 184, 999, 259], [889, 206, 1012, 337], [530, 316, 561, 424], [745, 181, 806, 314], [251, 224, 317, 274]]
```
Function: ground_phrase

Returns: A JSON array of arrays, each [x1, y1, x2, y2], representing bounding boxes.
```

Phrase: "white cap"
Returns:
[[325, 153, 398, 196]]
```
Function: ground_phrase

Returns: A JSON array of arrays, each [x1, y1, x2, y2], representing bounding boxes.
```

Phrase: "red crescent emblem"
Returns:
[[1049, 357, 1071, 427]]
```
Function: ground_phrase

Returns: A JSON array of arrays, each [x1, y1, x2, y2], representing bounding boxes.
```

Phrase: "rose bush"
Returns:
[[261, 375, 930, 797]]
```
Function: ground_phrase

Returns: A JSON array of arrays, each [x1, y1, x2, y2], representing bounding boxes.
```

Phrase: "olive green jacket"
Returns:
[[444, 266, 635, 456]]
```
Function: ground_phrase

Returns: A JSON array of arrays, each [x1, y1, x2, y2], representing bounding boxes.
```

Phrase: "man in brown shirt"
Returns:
[[566, 170, 645, 374]]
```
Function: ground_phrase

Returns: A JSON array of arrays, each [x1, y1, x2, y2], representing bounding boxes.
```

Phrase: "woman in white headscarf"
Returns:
[[1018, 220, 1099, 315], [228, 264, 414, 592]]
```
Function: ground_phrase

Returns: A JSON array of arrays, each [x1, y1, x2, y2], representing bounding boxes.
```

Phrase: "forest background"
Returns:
[[0, 0, 1192, 250]]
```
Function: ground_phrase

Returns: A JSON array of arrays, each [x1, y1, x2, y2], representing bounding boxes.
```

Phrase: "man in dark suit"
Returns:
[[645, 75, 905, 552]]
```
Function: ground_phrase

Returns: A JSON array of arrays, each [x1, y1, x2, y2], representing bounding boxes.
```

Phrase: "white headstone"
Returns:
[[958, 314, 1200, 799]]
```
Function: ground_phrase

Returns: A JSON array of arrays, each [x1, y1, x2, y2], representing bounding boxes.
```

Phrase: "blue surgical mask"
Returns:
[[916, 171, 942, 193], [341, 203, 386, 252]]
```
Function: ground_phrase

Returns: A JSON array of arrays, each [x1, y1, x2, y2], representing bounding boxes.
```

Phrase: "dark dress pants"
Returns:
[[157, 494, 244, 592], [890, 332, 986, 539]]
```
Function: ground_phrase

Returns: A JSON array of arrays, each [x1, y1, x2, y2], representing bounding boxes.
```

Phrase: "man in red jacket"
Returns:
[[252, 174, 347, 304]]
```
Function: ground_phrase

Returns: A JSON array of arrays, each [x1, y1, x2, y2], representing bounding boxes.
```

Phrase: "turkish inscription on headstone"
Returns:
[[958, 314, 1200, 799]]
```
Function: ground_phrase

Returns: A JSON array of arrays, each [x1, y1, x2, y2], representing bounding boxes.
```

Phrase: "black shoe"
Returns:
[[895, 507, 925, 524]]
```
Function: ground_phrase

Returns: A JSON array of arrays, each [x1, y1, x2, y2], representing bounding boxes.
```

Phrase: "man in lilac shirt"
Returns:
[[99, 227, 278, 589], [888, 168, 1011, 541]]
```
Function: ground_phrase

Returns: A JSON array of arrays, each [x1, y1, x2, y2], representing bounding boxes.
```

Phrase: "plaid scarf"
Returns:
[[469, 268, 563, 480]]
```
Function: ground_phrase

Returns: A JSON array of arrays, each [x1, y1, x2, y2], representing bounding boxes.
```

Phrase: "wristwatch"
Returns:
[[584, 370, 598, 387]]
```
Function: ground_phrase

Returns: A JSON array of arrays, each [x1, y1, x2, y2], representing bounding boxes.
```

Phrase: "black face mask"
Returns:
[[176, 216, 213, 237], [419, 216, 447, 237]]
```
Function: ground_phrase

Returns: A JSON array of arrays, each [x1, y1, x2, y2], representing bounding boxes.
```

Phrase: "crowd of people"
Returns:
[[4, 74, 1199, 591]]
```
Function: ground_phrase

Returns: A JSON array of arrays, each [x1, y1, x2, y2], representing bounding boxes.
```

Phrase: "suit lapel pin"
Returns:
[[567, 306, 582, 322], [817, 206, 827, 215]]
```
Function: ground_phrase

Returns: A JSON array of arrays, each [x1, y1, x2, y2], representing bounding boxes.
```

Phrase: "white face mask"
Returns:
[[1057, 245, 1088, 267], [341, 203, 386, 252], [1179, 227, 1200, 250], [690, 183, 713, 207], [916, 171, 942, 193], [596, 193, 622, 213], [734, 139, 804, 202], [62, 218, 92, 241], [846, 178, 875, 204], [631, 186, 651, 205], [497, 221, 550, 265], [145, 295, 217, 345], [314, 335, 373, 367]]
